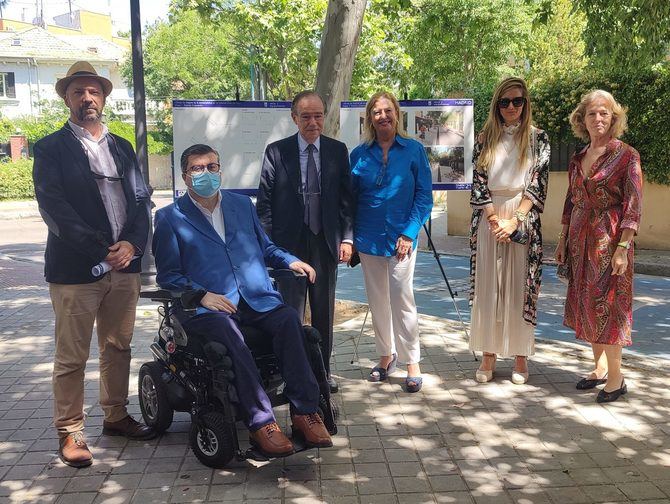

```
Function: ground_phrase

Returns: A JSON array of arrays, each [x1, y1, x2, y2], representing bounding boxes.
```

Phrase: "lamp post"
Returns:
[[130, 0, 155, 284]]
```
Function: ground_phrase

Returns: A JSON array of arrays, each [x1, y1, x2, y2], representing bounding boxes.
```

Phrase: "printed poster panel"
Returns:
[[172, 100, 295, 197], [339, 99, 474, 190]]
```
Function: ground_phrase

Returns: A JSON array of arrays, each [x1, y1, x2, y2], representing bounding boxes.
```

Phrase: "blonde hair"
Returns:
[[362, 91, 409, 145], [477, 77, 533, 171], [569, 89, 628, 142]]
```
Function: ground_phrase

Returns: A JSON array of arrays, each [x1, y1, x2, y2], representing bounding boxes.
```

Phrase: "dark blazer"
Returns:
[[33, 123, 150, 284], [153, 190, 298, 319], [256, 133, 354, 260]]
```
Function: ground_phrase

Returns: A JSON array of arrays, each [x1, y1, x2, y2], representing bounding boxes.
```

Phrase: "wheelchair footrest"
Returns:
[[242, 437, 312, 462]]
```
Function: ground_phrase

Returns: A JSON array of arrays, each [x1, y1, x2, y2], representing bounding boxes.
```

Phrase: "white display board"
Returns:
[[172, 100, 295, 197], [340, 99, 474, 189]]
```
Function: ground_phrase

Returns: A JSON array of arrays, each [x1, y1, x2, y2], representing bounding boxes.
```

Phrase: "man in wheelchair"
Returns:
[[152, 144, 333, 458]]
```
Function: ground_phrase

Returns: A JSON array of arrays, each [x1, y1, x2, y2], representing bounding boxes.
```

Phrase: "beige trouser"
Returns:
[[359, 251, 421, 365], [49, 271, 141, 437]]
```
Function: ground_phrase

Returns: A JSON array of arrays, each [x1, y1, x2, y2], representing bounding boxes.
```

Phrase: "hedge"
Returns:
[[530, 65, 670, 184], [0, 158, 34, 200], [470, 64, 670, 184]]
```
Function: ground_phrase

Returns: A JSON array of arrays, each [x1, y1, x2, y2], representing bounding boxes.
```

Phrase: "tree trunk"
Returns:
[[315, 0, 367, 137]]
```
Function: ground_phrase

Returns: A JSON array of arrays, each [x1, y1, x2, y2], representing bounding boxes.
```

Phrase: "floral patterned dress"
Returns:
[[561, 139, 642, 346]]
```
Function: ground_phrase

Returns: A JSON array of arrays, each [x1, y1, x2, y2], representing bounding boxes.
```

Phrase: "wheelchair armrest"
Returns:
[[139, 288, 206, 310], [267, 268, 305, 280], [139, 289, 180, 301], [268, 269, 307, 319]]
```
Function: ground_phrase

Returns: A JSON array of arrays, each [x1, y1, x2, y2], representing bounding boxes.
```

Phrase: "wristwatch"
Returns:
[[514, 210, 527, 223], [617, 240, 631, 250]]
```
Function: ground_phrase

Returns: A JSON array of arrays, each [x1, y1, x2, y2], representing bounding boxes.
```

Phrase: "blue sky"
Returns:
[[3, 0, 171, 34]]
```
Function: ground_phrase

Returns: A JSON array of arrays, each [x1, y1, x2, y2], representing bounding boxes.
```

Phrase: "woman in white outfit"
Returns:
[[468, 77, 550, 384]]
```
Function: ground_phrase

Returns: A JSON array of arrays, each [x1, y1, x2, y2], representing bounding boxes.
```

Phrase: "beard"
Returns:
[[76, 104, 102, 122]]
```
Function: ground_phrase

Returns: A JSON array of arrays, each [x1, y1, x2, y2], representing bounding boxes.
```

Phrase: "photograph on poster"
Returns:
[[414, 110, 464, 147], [358, 111, 408, 143], [426, 146, 465, 184]]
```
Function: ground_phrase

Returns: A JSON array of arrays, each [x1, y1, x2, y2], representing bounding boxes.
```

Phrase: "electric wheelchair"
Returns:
[[137, 270, 338, 468]]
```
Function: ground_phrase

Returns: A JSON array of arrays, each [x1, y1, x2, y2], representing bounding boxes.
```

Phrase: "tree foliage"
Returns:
[[121, 10, 247, 100], [525, 0, 588, 84], [172, 0, 326, 99], [404, 0, 533, 97], [573, 0, 670, 70]]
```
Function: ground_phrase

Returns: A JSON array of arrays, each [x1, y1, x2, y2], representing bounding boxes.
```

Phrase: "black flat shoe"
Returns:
[[596, 379, 627, 403], [576, 376, 607, 390], [327, 377, 339, 394]]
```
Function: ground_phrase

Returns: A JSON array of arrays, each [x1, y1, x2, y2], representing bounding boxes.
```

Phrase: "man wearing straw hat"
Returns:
[[33, 61, 154, 468]]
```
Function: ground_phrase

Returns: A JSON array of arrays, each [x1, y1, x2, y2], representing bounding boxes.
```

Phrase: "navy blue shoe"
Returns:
[[369, 354, 397, 382], [405, 376, 423, 393]]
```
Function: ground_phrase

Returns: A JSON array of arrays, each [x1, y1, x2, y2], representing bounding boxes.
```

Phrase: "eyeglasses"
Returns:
[[187, 163, 221, 175], [498, 97, 526, 109]]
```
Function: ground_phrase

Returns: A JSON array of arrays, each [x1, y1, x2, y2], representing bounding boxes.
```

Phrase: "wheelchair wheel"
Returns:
[[189, 412, 236, 468], [139, 362, 174, 433], [318, 396, 339, 435]]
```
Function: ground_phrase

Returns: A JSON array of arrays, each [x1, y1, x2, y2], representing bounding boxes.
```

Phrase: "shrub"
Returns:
[[0, 158, 34, 200], [530, 64, 670, 184]]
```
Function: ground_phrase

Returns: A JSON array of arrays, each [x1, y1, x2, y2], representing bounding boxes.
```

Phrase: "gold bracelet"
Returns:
[[558, 231, 565, 240]]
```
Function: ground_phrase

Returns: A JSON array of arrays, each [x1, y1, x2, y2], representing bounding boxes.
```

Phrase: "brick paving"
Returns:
[[0, 254, 669, 503]]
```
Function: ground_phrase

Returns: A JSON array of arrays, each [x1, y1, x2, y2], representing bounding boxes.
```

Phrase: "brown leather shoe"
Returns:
[[102, 415, 157, 440], [59, 432, 92, 468], [291, 413, 333, 448], [249, 421, 294, 458]]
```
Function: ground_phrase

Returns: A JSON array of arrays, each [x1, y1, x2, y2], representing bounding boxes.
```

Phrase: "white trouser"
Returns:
[[359, 251, 420, 365]]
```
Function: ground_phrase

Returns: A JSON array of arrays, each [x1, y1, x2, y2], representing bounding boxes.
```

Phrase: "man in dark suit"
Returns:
[[257, 91, 354, 393], [32, 61, 154, 468], [153, 144, 333, 458]]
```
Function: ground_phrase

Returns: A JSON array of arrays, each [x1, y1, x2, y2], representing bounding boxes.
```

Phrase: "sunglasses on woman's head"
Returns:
[[498, 97, 526, 109]]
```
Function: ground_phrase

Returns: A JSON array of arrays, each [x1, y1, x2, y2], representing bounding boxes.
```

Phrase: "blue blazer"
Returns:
[[152, 190, 299, 318]]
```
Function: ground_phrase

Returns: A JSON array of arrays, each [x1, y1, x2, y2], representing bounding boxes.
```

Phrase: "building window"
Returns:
[[0, 72, 16, 99]]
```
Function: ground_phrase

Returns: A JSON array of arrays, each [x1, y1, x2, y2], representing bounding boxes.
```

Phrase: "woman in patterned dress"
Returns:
[[556, 90, 642, 403], [469, 77, 550, 384]]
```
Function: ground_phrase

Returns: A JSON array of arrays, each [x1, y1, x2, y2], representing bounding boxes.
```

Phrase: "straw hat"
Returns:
[[55, 61, 113, 98]]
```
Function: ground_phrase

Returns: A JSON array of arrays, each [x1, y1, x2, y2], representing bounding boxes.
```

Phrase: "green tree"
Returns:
[[404, 0, 534, 97], [122, 10, 247, 100], [525, 0, 588, 84], [349, 0, 414, 99], [573, 0, 670, 69], [175, 0, 327, 100]]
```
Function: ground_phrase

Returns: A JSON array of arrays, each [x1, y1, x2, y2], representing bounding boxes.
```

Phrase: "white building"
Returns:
[[0, 26, 134, 119]]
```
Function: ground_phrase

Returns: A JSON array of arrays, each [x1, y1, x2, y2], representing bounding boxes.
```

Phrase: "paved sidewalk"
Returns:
[[1, 254, 669, 503], [2, 197, 668, 277]]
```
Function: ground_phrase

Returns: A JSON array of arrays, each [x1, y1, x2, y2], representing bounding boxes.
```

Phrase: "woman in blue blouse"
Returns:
[[350, 91, 433, 393]]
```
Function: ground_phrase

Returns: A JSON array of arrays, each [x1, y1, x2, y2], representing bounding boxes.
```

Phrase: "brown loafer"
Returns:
[[59, 432, 92, 468], [102, 415, 157, 440], [291, 413, 333, 448], [249, 421, 294, 458]]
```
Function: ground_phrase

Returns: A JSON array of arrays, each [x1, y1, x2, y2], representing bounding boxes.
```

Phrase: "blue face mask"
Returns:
[[190, 170, 221, 198]]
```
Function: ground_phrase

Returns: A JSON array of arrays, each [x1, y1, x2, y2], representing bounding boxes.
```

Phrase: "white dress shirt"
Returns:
[[189, 191, 225, 242]]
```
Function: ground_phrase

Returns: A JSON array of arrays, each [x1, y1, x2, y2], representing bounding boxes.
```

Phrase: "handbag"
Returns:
[[556, 240, 570, 285], [348, 251, 361, 268]]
